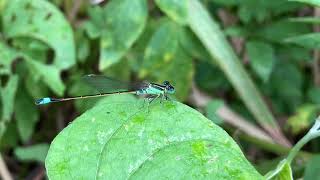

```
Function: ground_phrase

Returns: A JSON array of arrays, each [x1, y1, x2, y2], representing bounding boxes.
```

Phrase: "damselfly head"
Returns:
[[163, 81, 175, 94]]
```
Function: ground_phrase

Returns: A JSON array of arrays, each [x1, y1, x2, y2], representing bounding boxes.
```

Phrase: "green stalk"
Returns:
[[287, 117, 320, 163], [187, 0, 290, 146]]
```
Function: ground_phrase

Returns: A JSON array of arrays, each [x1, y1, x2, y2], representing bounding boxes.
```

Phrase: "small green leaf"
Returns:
[[289, 0, 320, 7], [25, 59, 65, 96], [256, 21, 310, 43], [286, 104, 318, 134], [265, 159, 293, 180], [15, 86, 39, 142], [46, 95, 263, 179], [285, 33, 320, 49], [304, 155, 320, 180], [2, 0, 75, 70], [0, 74, 19, 138], [246, 41, 275, 82], [155, 0, 188, 25], [14, 143, 49, 163], [99, 0, 148, 70], [308, 87, 320, 104]]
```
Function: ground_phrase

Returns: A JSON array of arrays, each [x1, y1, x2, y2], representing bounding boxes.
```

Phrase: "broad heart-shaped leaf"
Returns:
[[99, 0, 147, 70], [246, 40, 275, 82], [0, 74, 18, 138], [1, 0, 75, 70], [46, 95, 263, 179], [155, 0, 188, 25], [140, 19, 193, 100]]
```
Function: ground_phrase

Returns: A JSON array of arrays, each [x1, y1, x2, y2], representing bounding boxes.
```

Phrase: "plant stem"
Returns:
[[187, 0, 291, 147]]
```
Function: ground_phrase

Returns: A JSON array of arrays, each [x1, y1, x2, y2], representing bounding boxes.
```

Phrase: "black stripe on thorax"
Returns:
[[150, 83, 166, 90]]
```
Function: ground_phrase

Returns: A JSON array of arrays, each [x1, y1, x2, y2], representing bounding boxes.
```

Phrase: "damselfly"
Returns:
[[35, 74, 175, 105]]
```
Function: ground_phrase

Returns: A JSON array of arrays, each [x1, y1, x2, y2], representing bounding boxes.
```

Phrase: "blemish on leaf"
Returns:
[[132, 114, 145, 124], [91, 117, 95, 122], [10, 14, 16, 22], [45, 12, 52, 20], [191, 141, 206, 158], [24, 2, 32, 10]]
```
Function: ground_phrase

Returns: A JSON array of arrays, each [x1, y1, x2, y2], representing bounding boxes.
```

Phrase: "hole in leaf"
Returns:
[[46, 49, 54, 65], [45, 12, 52, 20], [10, 14, 16, 22], [11, 58, 23, 74], [0, 75, 9, 88]]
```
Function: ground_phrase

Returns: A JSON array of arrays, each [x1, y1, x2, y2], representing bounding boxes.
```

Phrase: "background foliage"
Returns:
[[1, 0, 320, 179]]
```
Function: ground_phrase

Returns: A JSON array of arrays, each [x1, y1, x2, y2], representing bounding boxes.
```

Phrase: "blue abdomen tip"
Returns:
[[35, 97, 51, 105]]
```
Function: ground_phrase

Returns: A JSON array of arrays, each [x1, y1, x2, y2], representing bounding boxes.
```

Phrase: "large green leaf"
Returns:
[[46, 95, 263, 179], [140, 20, 193, 100], [155, 0, 188, 25], [15, 86, 39, 142], [0, 74, 18, 138], [246, 41, 275, 82], [1, 0, 75, 70], [99, 0, 147, 70], [187, 0, 289, 145]]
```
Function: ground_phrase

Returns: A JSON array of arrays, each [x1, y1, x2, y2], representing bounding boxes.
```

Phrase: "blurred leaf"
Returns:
[[287, 104, 318, 134], [276, 45, 312, 63], [24, 72, 49, 99], [224, 26, 248, 37], [205, 99, 224, 124], [304, 155, 320, 180], [289, 17, 320, 24], [289, 0, 320, 6], [140, 20, 193, 100], [195, 61, 231, 92], [268, 62, 303, 113], [237, 0, 301, 23], [25, 58, 65, 96], [75, 29, 90, 63], [46, 95, 263, 179], [308, 87, 320, 104], [265, 159, 293, 180], [0, 74, 18, 138], [285, 33, 320, 49], [155, 0, 188, 25], [179, 28, 211, 61], [0, 122, 19, 149], [84, 6, 104, 39], [15, 86, 39, 142], [0, 41, 19, 75], [2, 0, 75, 70], [188, 0, 285, 141], [256, 21, 310, 43], [99, 0, 148, 70], [246, 41, 275, 82], [14, 143, 49, 163]]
